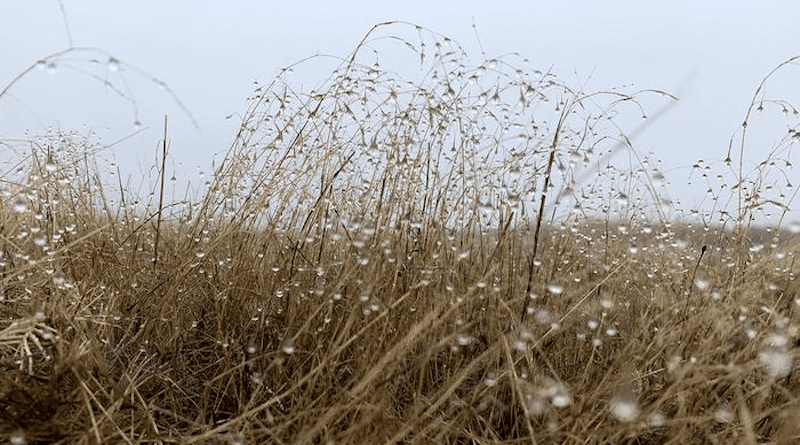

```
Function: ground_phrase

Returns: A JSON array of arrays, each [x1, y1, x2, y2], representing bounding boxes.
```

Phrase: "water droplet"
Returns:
[[281, 339, 295, 355], [546, 284, 563, 295], [694, 278, 710, 291], [758, 348, 792, 377], [45, 155, 58, 173], [517, 91, 528, 109], [107, 57, 120, 71], [647, 412, 666, 427], [611, 384, 640, 422], [527, 395, 548, 416], [768, 332, 788, 348], [12, 198, 29, 214], [369, 299, 381, 313], [10, 430, 27, 445], [34, 234, 48, 247], [547, 381, 573, 408], [651, 170, 664, 187], [456, 333, 473, 346], [715, 405, 733, 423], [534, 309, 551, 325]]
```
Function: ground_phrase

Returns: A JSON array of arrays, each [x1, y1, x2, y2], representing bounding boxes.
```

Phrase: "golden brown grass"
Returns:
[[1, 22, 799, 445]]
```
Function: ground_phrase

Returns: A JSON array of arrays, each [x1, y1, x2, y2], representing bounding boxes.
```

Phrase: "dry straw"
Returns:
[[1, 20, 799, 445]]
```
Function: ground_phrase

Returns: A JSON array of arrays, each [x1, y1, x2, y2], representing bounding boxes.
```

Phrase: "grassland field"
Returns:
[[2, 21, 800, 445]]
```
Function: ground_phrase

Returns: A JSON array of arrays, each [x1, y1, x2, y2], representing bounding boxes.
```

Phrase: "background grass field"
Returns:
[[1, 22, 799, 444]]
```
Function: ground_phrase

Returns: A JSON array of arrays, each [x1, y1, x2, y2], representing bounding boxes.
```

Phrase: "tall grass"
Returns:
[[1, 22, 799, 444]]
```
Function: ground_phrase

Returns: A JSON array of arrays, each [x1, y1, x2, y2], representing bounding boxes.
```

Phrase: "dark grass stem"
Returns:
[[523, 105, 568, 322], [153, 115, 168, 268]]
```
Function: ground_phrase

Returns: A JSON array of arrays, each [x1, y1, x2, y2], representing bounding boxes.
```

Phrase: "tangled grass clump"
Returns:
[[1, 21, 800, 445]]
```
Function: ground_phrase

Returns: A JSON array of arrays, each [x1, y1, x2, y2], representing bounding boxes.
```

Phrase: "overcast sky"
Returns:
[[1, 1, 799, 224]]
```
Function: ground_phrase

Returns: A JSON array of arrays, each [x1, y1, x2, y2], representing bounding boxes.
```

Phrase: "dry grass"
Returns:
[[1, 22, 800, 445]]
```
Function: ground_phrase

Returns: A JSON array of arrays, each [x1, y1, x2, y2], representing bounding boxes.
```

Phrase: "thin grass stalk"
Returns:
[[523, 105, 569, 321], [153, 115, 168, 268]]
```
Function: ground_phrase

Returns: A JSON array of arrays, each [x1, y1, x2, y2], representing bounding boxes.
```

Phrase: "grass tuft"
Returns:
[[1, 21, 800, 445]]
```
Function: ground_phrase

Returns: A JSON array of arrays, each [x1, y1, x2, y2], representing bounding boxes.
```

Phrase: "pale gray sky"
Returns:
[[2, 1, 799, 223]]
